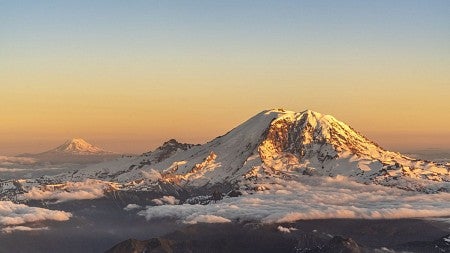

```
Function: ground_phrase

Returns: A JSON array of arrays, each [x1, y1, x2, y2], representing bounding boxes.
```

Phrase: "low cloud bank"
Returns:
[[20, 179, 116, 203], [0, 167, 28, 172], [0, 167, 66, 172], [139, 176, 450, 224], [2, 225, 49, 234], [0, 201, 71, 227], [0, 156, 74, 180], [0, 156, 36, 166], [185, 214, 231, 224]]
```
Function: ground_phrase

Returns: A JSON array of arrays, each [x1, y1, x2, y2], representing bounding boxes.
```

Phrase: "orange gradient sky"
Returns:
[[1, 1, 449, 155]]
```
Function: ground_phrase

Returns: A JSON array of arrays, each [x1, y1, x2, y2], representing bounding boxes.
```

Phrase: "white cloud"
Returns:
[[151, 195, 179, 206], [0, 167, 28, 172], [138, 176, 450, 224], [0, 201, 71, 226], [277, 225, 297, 233], [123, 204, 141, 211], [0, 167, 67, 172], [141, 169, 162, 181], [20, 179, 117, 203], [373, 247, 399, 253], [185, 214, 231, 224], [0, 156, 37, 166], [0, 156, 71, 180]]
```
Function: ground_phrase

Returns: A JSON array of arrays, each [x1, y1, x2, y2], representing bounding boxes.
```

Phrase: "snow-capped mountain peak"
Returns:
[[259, 109, 394, 161], [15, 138, 121, 165], [53, 138, 113, 154]]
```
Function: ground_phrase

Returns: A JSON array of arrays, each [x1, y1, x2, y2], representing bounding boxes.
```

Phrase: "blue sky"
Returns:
[[1, 0, 449, 154]]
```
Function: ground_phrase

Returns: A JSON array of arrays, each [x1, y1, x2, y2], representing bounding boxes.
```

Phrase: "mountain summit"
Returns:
[[21, 138, 120, 164], [54, 138, 114, 155]]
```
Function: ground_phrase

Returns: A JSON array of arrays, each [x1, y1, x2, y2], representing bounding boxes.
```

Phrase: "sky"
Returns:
[[1, 0, 449, 155]]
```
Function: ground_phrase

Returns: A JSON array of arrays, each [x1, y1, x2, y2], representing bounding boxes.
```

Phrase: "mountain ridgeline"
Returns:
[[2, 109, 449, 201], [56, 109, 449, 193]]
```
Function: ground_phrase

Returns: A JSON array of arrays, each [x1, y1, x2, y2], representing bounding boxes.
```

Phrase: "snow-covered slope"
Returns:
[[53, 109, 449, 193], [20, 138, 121, 164], [63, 139, 198, 182]]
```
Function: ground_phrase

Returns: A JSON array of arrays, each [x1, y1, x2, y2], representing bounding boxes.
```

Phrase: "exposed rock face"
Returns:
[[142, 139, 199, 163], [258, 110, 397, 163]]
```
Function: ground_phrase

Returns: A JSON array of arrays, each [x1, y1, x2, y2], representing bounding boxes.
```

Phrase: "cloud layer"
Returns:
[[185, 214, 231, 224], [139, 175, 450, 224], [2, 226, 49, 234], [0, 155, 75, 179], [0, 201, 71, 226], [20, 179, 115, 203], [0, 156, 37, 166], [277, 225, 297, 233]]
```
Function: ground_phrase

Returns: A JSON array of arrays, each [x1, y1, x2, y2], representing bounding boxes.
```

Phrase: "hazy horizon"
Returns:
[[2, 1, 449, 155]]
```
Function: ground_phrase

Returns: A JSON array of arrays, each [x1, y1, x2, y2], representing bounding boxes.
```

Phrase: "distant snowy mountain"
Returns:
[[18, 138, 121, 164], [53, 138, 114, 155], [53, 109, 449, 193]]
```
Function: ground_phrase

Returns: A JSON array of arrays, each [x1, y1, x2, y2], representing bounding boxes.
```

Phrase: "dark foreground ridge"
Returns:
[[105, 238, 174, 253], [105, 235, 365, 253], [104, 221, 450, 253]]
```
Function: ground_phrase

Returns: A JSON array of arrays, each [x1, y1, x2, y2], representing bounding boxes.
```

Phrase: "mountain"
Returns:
[[2, 110, 449, 253], [56, 109, 449, 193], [19, 138, 121, 164], [106, 233, 450, 253], [53, 138, 114, 155]]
